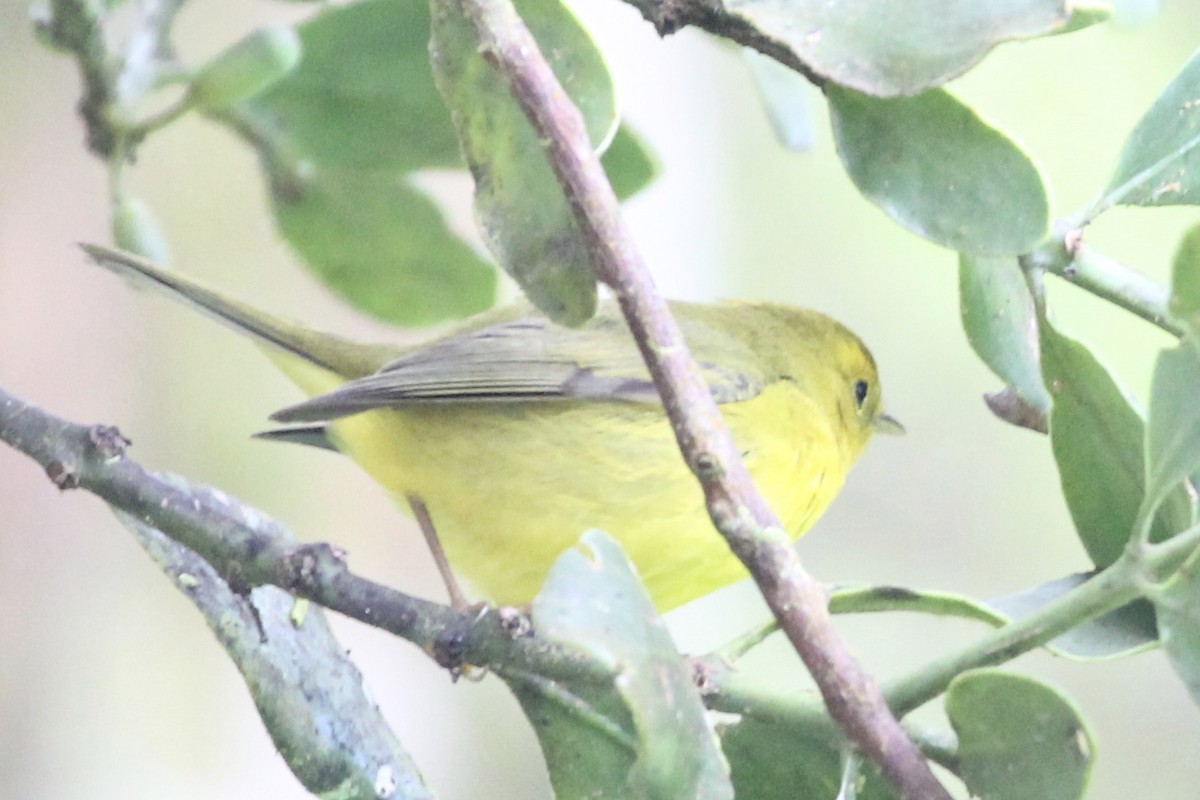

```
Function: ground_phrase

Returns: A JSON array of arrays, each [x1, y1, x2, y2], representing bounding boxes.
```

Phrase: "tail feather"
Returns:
[[253, 425, 338, 452], [81, 244, 394, 380]]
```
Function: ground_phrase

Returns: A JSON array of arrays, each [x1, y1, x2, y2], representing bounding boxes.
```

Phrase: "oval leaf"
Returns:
[[191, 25, 302, 112], [1155, 552, 1200, 708], [1171, 222, 1200, 337], [242, 0, 461, 172], [503, 531, 733, 800], [602, 124, 658, 201], [724, 0, 1075, 97], [828, 582, 1156, 661], [430, 0, 614, 325], [829, 87, 1049, 254], [959, 254, 1051, 413], [946, 670, 1093, 800], [112, 195, 171, 265], [1144, 339, 1200, 522], [1093, 47, 1200, 216], [720, 716, 897, 800], [222, 0, 497, 324], [1040, 320, 1192, 565], [270, 168, 496, 325]]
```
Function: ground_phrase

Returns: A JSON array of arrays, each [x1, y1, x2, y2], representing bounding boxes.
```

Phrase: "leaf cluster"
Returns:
[[26, 0, 1200, 798]]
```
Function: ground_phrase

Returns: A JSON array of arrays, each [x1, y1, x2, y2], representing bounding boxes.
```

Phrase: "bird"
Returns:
[[83, 244, 901, 611]]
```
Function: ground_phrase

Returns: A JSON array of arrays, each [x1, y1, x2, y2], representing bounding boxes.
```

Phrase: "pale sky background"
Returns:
[[2, 1, 1199, 798]]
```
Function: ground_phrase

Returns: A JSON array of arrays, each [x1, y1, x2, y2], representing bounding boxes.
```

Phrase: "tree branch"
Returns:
[[124, 511, 433, 800], [42, 0, 119, 156], [0, 385, 610, 678], [617, 0, 826, 90], [456, 1, 949, 797], [0, 386, 446, 796]]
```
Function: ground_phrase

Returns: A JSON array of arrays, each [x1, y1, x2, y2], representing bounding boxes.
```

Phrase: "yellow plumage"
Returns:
[[86, 245, 898, 611]]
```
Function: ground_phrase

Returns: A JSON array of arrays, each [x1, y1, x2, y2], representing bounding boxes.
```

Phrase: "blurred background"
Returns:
[[2, 1, 1199, 797]]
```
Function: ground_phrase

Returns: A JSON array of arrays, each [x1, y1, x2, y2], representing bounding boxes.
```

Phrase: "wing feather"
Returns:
[[271, 301, 766, 423]]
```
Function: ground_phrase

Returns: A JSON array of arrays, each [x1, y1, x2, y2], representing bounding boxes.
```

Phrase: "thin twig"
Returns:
[[1023, 221, 1183, 338], [456, 1, 950, 797]]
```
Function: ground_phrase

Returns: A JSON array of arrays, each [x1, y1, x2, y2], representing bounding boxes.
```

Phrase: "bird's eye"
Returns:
[[853, 379, 869, 407]]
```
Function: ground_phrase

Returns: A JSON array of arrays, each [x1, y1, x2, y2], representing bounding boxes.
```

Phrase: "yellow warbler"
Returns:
[[84, 245, 900, 611]]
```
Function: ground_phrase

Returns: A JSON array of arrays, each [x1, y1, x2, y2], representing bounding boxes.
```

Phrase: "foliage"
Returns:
[[24, 0, 1200, 797]]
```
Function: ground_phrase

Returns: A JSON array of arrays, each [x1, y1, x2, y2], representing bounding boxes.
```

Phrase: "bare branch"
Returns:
[[0, 384, 605, 679], [454, 1, 950, 797]]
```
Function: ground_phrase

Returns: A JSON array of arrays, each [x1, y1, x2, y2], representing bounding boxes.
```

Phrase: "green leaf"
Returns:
[[722, 0, 1078, 97], [828, 581, 1156, 660], [743, 49, 815, 152], [430, 0, 613, 325], [1154, 551, 1200, 707], [602, 125, 657, 201], [191, 26, 302, 112], [959, 254, 1051, 413], [1093, 48, 1200, 217], [988, 573, 1158, 659], [1144, 339, 1200, 524], [720, 716, 896, 800], [946, 670, 1093, 800], [1171, 222, 1200, 337], [112, 195, 171, 265], [243, 0, 461, 172], [223, 0, 497, 325], [270, 169, 495, 325], [503, 531, 732, 800], [1040, 320, 1191, 565], [829, 87, 1048, 254]]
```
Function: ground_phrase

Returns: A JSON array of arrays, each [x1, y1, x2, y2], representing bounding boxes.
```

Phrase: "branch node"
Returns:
[[45, 459, 79, 490], [433, 616, 472, 672], [88, 424, 131, 460], [693, 451, 722, 480], [1063, 227, 1084, 258], [279, 542, 347, 592], [498, 605, 533, 639]]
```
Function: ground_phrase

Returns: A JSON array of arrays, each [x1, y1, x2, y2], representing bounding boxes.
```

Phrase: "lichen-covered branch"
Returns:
[[0, 386, 440, 797], [125, 511, 432, 800], [455, 1, 950, 797], [0, 385, 605, 696]]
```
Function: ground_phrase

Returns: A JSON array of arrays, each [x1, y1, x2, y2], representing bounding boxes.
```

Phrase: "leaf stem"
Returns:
[[129, 93, 195, 138], [1024, 223, 1183, 337], [883, 522, 1200, 715]]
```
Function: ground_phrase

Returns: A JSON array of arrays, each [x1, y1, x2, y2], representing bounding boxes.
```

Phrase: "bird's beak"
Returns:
[[873, 413, 906, 435]]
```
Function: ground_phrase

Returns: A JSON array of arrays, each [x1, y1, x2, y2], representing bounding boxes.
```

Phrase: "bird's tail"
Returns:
[[81, 244, 391, 381]]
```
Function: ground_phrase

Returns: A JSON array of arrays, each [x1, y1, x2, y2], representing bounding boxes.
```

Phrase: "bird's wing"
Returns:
[[271, 304, 768, 423]]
